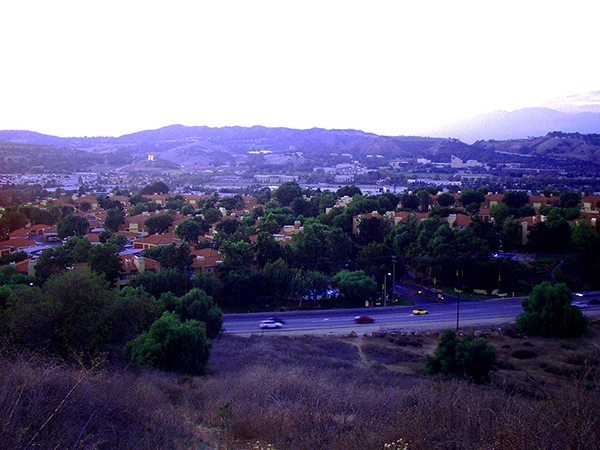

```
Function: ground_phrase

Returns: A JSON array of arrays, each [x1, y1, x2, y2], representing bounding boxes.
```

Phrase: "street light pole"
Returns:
[[383, 272, 391, 307]]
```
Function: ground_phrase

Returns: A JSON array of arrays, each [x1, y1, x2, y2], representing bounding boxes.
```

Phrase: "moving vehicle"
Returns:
[[259, 319, 283, 329], [571, 302, 588, 309], [354, 315, 374, 324], [574, 291, 591, 297], [412, 308, 428, 315]]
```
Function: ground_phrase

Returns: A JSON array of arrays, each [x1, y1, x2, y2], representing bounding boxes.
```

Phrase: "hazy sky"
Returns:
[[2, 1, 599, 138]]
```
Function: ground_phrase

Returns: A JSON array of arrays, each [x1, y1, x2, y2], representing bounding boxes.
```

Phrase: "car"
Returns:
[[412, 308, 428, 315], [259, 319, 283, 329], [571, 302, 588, 309], [267, 316, 286, 324], [354, 315, 374, 324], [575, 291, 592, 297]]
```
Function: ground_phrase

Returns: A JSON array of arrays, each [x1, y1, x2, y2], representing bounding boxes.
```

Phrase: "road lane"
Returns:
[[223, 298, 600, 335]]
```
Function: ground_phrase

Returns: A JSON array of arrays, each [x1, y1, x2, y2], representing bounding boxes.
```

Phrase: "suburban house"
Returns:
[[132, 233, 182, 250], [117, 254, 161, 289], [190, 247, 222, 274]]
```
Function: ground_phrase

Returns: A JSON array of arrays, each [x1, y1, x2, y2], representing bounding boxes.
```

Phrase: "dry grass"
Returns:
[[1, 321, 599, 449]]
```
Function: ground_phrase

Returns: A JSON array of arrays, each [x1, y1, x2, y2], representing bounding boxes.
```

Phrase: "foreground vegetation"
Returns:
[[2, 320, 598, 449]]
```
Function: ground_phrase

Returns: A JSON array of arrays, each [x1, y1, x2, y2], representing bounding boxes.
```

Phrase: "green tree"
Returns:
[[437, 192, 456, 207], [516, 282, 587, 338], [358, 216, 389, 244], [273, 182, 303, 207], [142, 243, 195, 271], [175, 218, 204, 244], [139, 181, 170, 195], [5, 267, 115, 354], [104, 207, 125, 232], [489, 203, 509, 226], [34, 236, 92, 281], [400, 193, 420, 211], [88, 242, 123, 286], [503, 190, 529, 209], [421, 329, 496, 383], [106, 286, 162, 343], [145, 212, 174, 234], [559, 189, 581, 209], [331, 270, 377, 304], [203, 207, 222, 224], [56, 214, 89, 238], [255, 231, 282, 266], [219, 240, 254, 268], [460, 188, 484, 208], [129, 267, 191, 298], [127, 311, 211, 375], [129, 192, 149, 205], [171, 288, 223, 339]]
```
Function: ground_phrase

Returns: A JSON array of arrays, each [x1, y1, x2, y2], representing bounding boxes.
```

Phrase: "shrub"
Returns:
[[516, 282, 588, 338], [421, 329, 496, 383], [127, 311, 211, 375]]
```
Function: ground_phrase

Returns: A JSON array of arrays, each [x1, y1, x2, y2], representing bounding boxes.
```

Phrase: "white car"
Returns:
[[260, 319, 283, 329], [571, 302, 588, 309]]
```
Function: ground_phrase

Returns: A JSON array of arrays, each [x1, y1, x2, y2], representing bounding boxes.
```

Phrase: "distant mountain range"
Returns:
[[422, 107, 600, 143], [2, 117, 600, 174]]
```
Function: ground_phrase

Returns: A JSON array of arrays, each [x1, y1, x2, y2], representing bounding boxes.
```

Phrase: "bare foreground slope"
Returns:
[[1, 318, 599, 450]]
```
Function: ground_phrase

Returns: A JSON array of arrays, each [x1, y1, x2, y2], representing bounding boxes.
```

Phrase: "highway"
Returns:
[[223, 293, 600, 336]]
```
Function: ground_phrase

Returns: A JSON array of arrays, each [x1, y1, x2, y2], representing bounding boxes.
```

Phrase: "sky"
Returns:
[[1, 1, 599, 138]]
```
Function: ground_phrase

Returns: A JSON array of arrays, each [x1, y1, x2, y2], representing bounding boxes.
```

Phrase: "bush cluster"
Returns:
[[421, 329, 497, 383]]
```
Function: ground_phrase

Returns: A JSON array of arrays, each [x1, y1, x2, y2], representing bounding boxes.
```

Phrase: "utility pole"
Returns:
[[391, 256, 396, 300], [456, 269, 460, 332]]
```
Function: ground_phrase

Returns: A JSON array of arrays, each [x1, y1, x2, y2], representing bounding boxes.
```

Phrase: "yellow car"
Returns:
[[412, 308, 428, 315]]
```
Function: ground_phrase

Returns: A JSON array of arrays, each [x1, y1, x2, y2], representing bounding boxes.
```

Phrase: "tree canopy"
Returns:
[[516, 282, 587, 338]]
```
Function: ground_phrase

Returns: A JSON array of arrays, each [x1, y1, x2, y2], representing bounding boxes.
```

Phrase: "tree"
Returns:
[[400, 193, 420, 211], [503, 191, 529, 209], [331, 270, 377, 304], [421, 329, 496, 383], [34, 236, 92, 281], [88, 242, 123, 286], [104, 207, 125, 232], [129, 267, 191, 298], [358, 216, 389, 244], [142, 243, 195, 271], [5, 267, 115, 354], [175, 219, 204, 244], [559, 189, 581, 209], [460, 188, 484, 207], [219, 240, 254, 268], [139, 181, 170, 195], [56, 214, 89, 238], [273, 182, 303, 207], [255, 231, 282, 266], [145, 212, 174, 234], [336, 185, 362, 198], [517, 282, 587, 338], [129, 192, 149, 205], [437, 192, 455, 207], [171, 288, 223, 339], [127, 311, 211, 375], [489, 203, 509, 226], [203, 207, 222, 224], [106, 286, 162, 344]]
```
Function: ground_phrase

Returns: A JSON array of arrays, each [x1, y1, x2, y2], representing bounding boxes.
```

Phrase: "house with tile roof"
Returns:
[[446, 213, 472, 229], [117, 254, 161, 289], [132, 233, 182, 250], [581, 195, 600, 214], [190, 247, 222, 274]]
